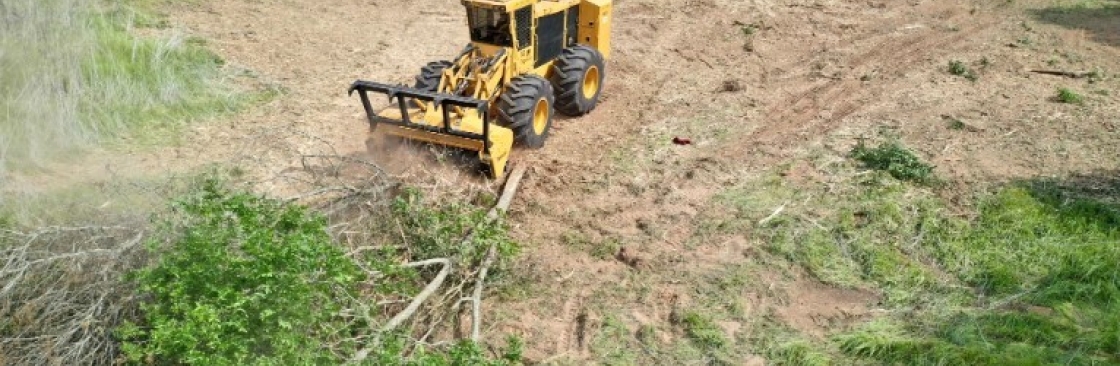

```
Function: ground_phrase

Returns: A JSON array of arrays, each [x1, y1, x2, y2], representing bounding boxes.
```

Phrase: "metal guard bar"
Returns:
[[348, 80, 491, 149]]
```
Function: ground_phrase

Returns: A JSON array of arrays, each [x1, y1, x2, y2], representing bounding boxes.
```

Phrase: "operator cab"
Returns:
[[461, 0, 609, 68], [466, 6, 515, 47]]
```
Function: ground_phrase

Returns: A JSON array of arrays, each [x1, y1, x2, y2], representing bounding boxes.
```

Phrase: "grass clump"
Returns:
[[943, 115, 983, 133], [0, 0, 266, 174], [1056, 87, 1084, 104], [948, 60, 978, 81], [850, 139, 937, 185], [591, 315, 642, 365], [748, 317, 834, 366], [768, 340, 832, 366], [677, 311, 727, 351]]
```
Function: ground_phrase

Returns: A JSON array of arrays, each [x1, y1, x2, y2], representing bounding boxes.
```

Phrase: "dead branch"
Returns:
[[758, 202, 788, 226], [350, 258, 452, 364], [1029, 69, 1095, 79], [469, 165, 527, 341], [383, 258, 453, 331], [284, 186, 362, 202], [302, 154, 391, 180], [347, 165, 527, 363], [0, 226, 147, 366]]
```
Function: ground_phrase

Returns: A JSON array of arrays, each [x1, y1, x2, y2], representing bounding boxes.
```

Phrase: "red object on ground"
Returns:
[[672, 136, 692, 145]]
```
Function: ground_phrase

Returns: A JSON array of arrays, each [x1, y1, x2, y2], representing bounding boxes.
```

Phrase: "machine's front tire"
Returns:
[[414, 60, 452, 92], [550, 45, 605, 116], [410, 60, 452, 107], [498, 75, 554, 149]]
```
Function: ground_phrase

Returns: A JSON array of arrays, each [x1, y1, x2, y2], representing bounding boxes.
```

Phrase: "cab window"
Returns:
[[466, 7, 513, 46]]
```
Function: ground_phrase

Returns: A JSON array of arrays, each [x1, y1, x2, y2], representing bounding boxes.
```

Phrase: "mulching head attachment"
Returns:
[[348, 80, 513, 179]]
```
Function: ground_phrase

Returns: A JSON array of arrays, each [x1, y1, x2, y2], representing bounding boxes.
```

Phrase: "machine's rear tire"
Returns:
[[550, 45, 605, 116], [498, 75, 554, 149]]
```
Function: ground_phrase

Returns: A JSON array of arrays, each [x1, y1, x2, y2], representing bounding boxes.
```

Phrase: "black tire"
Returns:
[[410, 60, 452, 107], [498, 75, 554, 149], [550, 45, 605, 116], [414, 60, 453, 92]]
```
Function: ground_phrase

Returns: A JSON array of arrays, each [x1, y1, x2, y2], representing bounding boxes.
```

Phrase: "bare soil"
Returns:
[[6, 0, 1120, 363]]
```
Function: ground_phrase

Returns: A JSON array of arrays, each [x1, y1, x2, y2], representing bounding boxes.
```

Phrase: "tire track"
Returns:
[[734, 13, 1007, 160]]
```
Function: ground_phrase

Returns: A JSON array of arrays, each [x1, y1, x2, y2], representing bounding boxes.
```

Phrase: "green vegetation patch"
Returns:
[[929, 186, 1119, 297], [948, 60, 978, 81], [1056, 87, 1085, 104], [724, 169, 956, 306], [111, 178, 524, 365], [117, 179, 366, 364], [676, 311, 728, 351], [709, 152, 1120, 364], [867, 184, 1120, 365], [851, 139, 937, 185], [390, 186, 520, 270]]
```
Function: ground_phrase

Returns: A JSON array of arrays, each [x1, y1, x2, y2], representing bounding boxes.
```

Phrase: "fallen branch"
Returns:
[[350, 257, 451, 363], [24, 231, 144, 268], [796, 213, 829, 231], [1029, 69, 1095, 79], [469, 165, 527, 341], [349, 165, 528, 363], [382, 258, 453, 331], [302, 154, 391, 180], [283, 186, 360, 203], [758, 203, 788, 226]]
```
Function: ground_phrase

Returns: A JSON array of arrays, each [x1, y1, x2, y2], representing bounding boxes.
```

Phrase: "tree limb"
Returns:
[[469, 165, 527, 341], [1029, 69, 1095, 78], [758, 202, 788, 226], [350, 258, 451, 363], [383, 258, 453, 331]]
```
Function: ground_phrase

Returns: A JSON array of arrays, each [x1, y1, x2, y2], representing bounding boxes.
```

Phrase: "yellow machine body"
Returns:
[[349, 0, 613, 179]]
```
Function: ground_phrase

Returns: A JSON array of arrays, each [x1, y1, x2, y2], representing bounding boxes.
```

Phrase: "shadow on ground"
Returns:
[[1030, 1, 1120, 48], [1020, 169, 1120, 229]]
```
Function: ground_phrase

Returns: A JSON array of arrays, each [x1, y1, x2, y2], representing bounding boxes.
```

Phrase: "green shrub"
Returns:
[[391, 187, 519, 268], [769, 340, 832, 366], [851, 140, 936, 184], [114, 179, 529, 365], [1056, 87, 1083, 104], [948, 60, 977, 81], [946, 117, 967, 130], [117, 179, 364, 365]]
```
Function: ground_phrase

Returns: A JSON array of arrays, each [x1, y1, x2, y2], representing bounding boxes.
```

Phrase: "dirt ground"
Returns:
[[7, 0, 1120, 363]]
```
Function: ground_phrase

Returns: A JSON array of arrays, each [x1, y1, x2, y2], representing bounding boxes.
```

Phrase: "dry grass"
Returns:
[[0, 0, 256, 178]]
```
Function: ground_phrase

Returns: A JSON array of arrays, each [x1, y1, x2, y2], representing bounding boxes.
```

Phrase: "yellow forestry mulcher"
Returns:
[[348, 0, 612, 179]]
